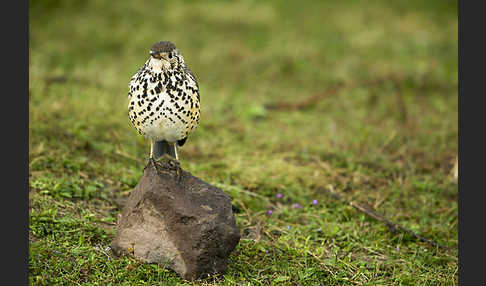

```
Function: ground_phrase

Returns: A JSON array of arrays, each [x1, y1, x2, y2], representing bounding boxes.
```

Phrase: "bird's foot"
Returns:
[[145, 154, 182, 179], [141, 156, 155, 171], [154, 154, 177, 164], [155, 154, 181, 175], [147, 156, 159, 172]]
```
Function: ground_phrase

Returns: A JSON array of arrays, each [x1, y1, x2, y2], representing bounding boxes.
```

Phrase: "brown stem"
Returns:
[[319, 187, 450, 250]]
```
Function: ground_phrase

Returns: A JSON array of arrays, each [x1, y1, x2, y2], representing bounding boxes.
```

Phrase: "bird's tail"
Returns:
[[153, 140, 178, 160]]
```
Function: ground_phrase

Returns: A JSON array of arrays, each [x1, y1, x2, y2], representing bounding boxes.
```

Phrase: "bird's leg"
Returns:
[[173, 143, 179, 161], [150, 140, 159, 171], [173, 142, 181, 178], [150, 140, 154, 159]]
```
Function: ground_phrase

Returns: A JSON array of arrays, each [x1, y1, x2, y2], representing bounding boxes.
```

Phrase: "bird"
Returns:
[[128, 41, 200, 161]]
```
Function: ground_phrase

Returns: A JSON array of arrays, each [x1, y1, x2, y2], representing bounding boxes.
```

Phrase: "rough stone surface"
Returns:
[[111, 158, 241, 281]]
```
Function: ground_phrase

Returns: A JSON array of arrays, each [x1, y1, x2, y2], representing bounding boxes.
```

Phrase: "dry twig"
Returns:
[[265, 75, 405, 111], [319, 186, 450, 250]]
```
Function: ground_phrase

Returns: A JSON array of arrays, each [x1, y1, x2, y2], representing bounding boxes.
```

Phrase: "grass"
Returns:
[[29, 0, 458, 285]]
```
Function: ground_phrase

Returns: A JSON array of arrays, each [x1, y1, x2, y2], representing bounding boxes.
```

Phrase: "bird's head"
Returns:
[[149, 41, 183, 71]]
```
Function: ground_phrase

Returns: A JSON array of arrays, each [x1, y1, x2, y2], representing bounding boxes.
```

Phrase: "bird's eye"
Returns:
[[168, 53, 173, 59]]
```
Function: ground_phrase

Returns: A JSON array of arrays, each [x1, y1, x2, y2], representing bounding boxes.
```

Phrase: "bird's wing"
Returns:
[[184, 67, 200, 102]]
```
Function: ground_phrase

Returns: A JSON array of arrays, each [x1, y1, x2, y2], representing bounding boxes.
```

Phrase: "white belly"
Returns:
[[141, 115, 186, 143], [129, 93, 190, 143]]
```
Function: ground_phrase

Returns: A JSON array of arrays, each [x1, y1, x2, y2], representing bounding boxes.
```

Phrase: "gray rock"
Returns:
[[111, 158, 240, 281]]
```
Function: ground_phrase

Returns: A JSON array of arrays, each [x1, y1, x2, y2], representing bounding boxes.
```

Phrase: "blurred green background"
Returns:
[[29, 0, 457, 285]]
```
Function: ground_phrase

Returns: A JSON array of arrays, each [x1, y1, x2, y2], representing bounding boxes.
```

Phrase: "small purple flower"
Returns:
[[276, 193, 283, 199], [265, 250, 269, 254], [93, 222, 97, 225], [37, 254, 40, 260], [107, 256, 111, 261], [293, 203, 302, 209], [312, 199, 318, 205], [396, 246, 400, 252], [287, 225, 290, 230], [267, 210, 273, 216]]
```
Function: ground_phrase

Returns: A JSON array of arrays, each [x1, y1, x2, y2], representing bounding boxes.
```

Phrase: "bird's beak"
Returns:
[[159, 53, 169, 61], [150, 51, 169, 61]]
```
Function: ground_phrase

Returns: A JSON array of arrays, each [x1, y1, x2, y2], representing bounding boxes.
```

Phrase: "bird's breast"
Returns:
[[128, 67, 200, 142]]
